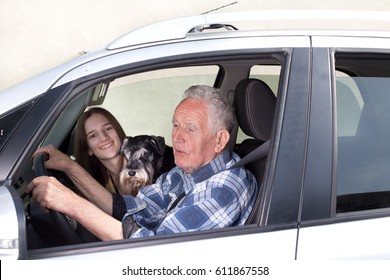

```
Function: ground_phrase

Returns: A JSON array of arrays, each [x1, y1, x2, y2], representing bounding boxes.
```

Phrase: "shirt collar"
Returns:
[[182, 150, 233, 184]]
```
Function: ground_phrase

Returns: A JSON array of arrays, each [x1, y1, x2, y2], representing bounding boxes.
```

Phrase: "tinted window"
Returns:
[[336, 55, 390, 213]]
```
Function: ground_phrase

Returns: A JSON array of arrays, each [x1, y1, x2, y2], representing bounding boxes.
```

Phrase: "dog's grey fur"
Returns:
[[119, 135, 175, 196]]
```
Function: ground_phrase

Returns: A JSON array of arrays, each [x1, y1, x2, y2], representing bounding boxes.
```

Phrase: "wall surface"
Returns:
[[2, 0, 390, 91]]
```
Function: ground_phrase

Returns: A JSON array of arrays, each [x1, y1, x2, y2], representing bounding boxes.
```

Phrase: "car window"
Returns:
[[97, 66, 219, 146], [335, 55, 390, 213], [21, 53, 287, 253], [335, 71, 363, 137], [249, 65, 281, 95]]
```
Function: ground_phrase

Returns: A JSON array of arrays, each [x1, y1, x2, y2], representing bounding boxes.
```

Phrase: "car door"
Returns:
[[41, 37, 311, 260], [1, 33, 312, 260], [298, 36, 390, 259]]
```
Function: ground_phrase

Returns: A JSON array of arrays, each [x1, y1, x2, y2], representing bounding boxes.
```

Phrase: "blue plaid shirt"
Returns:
[[122, 150, 258, 238]]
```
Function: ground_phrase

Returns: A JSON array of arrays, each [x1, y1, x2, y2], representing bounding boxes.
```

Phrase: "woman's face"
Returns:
[[84, 113, 122, 161]]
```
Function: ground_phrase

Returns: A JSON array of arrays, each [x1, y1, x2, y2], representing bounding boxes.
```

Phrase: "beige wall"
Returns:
[[1, 0, 390, 91]]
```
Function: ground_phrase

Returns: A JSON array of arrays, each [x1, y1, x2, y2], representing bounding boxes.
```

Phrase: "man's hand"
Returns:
[[27, 175, 124, 241], [26, 176, 78, 214]]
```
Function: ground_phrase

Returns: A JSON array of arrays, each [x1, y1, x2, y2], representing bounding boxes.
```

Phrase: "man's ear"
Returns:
[[215, 130, 230, 153]]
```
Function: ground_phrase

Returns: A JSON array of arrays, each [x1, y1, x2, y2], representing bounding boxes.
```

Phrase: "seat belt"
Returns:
[[229, 139, 270, 169], [231, 139, 270, 225], [167, 191, 186, 212]]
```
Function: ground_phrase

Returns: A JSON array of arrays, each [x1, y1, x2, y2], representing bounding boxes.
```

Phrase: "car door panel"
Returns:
[[0, 185, 19, 260], [298, 37, 390, 259], [30, 227, 298, 260], [297, 217, 390, 259]]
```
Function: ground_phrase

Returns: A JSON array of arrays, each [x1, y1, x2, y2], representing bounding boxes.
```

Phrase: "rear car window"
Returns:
[[335, 54, 390, 213]]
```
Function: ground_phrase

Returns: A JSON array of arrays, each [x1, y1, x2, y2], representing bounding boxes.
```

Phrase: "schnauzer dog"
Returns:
[[119, 135, 175, 196]]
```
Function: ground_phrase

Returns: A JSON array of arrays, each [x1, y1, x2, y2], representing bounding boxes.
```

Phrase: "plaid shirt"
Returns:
[[122, 150, 258, 238]]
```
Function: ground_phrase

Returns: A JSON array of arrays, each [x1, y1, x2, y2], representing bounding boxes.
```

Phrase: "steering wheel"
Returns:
[[33, 153, 83, 245]]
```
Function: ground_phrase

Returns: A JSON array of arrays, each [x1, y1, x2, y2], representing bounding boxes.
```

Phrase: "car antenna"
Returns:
[[201, 1, 238, 14]]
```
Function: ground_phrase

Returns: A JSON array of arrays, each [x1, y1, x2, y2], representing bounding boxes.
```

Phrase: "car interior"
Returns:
[[15, 56, 283, 251]]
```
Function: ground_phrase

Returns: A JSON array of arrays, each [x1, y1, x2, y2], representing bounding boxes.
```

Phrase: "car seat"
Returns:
[[234, 78, 276, 223]]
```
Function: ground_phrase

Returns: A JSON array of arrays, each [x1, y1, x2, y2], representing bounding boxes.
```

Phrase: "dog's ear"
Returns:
[[150, 136, 166, 155], [120, 137, 131, 154]]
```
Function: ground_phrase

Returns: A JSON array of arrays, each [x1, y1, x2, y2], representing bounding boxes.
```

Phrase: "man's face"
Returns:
[[172, 98, 218, 173]]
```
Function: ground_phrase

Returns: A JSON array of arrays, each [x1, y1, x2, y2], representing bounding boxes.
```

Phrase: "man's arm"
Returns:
[[66, 161, 113, 214], [27, 176, 123, 241], [131, 186, 241, 238], [68, 192, 123, 241], [33, 145, 113, 215]]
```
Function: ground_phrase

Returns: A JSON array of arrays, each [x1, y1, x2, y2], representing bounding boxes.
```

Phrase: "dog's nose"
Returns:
[[128, 170, 136, 176]]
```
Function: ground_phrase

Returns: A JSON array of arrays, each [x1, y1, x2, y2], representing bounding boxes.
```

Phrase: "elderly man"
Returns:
[[27, 85, 258, 240]]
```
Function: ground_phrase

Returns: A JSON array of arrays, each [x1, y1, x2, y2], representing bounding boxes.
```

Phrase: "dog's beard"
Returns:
[[118, 161, 155, 196]]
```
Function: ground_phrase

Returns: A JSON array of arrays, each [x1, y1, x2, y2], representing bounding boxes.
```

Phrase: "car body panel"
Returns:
[[298, 216, 390, 259], [30, 227, 298, 260], [0, 185, 19, 259], [312, 36, 390, 48], [0, 50, 107, 115], [55, 36, 310, 88], [107, 10, 390, 49]]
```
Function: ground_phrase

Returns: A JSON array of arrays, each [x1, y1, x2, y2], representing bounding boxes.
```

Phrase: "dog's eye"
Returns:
[[143, 151, 152, 159]]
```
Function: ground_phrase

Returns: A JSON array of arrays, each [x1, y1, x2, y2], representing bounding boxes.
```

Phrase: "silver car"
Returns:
[[2, 10, 390, 261]]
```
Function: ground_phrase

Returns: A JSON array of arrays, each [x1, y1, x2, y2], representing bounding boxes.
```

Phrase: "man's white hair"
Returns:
[[183, 85, 235, 135]]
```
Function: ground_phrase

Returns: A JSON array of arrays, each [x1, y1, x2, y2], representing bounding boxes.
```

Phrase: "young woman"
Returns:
[[74, 107, 127, 194]]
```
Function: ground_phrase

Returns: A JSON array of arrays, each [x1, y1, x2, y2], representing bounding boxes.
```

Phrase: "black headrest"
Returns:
[[234, 79, 276, 142]]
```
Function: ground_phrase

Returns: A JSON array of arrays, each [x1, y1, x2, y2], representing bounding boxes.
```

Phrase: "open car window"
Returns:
[[22, 52, 287, 254]]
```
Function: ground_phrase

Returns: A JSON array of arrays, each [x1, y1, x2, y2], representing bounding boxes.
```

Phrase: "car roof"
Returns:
[[2, 9, 390, 115], [107, 9, 390, 49]]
